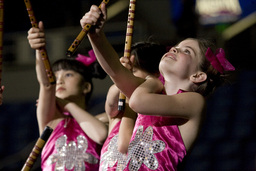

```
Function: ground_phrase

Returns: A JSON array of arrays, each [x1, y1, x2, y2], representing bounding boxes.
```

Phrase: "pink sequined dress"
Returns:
[[99, 120, 128, 171], [41, 115, 102, 171], [123, 89, 187, 171]]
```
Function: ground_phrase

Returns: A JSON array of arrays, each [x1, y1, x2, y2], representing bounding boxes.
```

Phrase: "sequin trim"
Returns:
[[47, 135, 98, 171], [101, 126, 166, 171], [100, 134, 127, 171], [127, 126, 165, 170]]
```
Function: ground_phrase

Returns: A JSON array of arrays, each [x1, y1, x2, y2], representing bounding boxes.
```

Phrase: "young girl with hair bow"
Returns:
[[99, 41, 166, 171], [80, 3, 235, 170], [27, 21, 108, 171]]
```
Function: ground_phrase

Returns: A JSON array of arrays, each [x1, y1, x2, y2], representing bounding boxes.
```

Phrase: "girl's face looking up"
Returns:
[[159, 39, 202, 81], [55, 70, 87, 100]]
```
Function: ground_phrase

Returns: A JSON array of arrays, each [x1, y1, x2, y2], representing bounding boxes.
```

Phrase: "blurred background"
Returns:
[[0, 0, 255, 170]]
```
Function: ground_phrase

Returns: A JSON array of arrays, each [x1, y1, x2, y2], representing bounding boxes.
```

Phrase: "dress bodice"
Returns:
[[41, 117, 101, 171]]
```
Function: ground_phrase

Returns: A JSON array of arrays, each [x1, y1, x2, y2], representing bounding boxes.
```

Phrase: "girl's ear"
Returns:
[[190, 71, 207, 84], [83, 82, 91, 94], [130, 54, 135, 64]]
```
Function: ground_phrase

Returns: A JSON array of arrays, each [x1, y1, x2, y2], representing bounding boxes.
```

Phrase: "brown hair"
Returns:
[[187, 38, 228, 97], [131, 41, 166, 77]]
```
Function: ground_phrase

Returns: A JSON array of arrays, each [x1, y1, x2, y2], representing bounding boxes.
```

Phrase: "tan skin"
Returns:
[[27, 21, 108, 145], [118, 55, 160, 154], [81, 3, 208, 151], [97, 54, 153, 154], [103, 55, 147, 134]]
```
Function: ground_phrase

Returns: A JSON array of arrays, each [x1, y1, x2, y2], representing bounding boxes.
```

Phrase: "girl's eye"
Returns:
[[184, 49, 191, 54], [65, 73, 73, 77]]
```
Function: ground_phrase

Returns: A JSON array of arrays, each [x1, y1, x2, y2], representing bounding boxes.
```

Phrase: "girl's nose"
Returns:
[[171, 47, 178, 53], [171, 47, 179, 53], [56, 76, 64, 85]]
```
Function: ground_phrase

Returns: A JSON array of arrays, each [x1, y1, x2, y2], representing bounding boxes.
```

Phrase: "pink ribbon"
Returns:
[[205, 48, 235, 74], [76, 49, 96, 66]]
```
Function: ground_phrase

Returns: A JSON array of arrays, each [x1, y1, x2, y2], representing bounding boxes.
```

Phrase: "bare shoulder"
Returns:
[[178, 92, 206, 116], [180, 91, 205, 103], [177, 92, 206, 151]]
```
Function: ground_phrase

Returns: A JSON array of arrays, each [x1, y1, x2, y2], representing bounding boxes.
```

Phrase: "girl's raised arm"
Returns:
[[83, 4, 144, 98], [129, 77, 206, 119], [27, 21, 57, 134], [56, 98, 108, 145]]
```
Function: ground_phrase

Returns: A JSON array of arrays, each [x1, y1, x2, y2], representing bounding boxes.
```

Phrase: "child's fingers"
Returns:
[[38, 21, 44, 32], [81, 5, 101, 26]]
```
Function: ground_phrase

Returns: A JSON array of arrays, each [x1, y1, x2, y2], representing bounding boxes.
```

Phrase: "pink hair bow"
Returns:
[[76, 49, 96, 66], [205, 48, 235, 74]]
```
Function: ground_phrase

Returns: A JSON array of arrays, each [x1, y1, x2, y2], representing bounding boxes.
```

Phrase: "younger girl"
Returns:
[[81, 3, 235, 170], [99, 41, 166, 170], [27, 21, 108, 171]]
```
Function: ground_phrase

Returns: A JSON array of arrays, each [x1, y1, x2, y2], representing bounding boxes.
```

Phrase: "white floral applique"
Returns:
[[47, 135, 98, 171], [126, 126, 165, 171], [100, 134, 127, 171]]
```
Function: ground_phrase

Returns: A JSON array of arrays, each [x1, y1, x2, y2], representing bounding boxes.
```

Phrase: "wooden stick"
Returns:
[[66, 0, 110, 57], [118, 0, 136, 111], [21, 126, 53, 171], [24, 0, 56, 84]]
